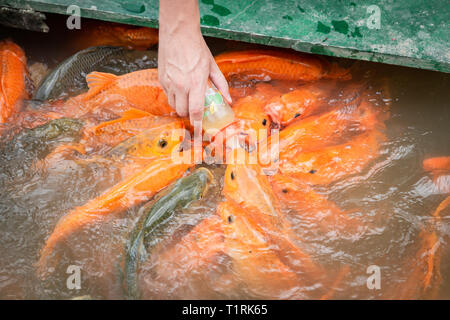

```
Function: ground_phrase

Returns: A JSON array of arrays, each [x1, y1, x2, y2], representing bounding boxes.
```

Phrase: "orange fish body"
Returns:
[[36, 152, 194, 276], [37, 113, 185, 178], [423, 156, 450, 172], [108, 119, 185, 176], [392, 231, 441, 299], [217, 200, 302, 299], [389, 196, 447, 300], [232, 95, 272, 146], [147, 215, 225, 290], [265, 81, 337, 125], [279, 129, 386, 185], [97, 116, 185, 179], [221, 162, 324, 289], [68, 21, 158, 52], [0, 40, 29, 123], [253, 82, 286, 99], [232, 83, 284, 131], [269, 174, 362, 237], [64, 70, 174, 117], [85, 111, 185, 152], [423, 156, 450, 194], [223, 162, 281, 216], [276, 97, 382, 159], [252, 97, 383, 169], [154, 215, 225, 272], [215, 50, 351, 82], [141, 214, 234, 299], [227, 79, 285, 102]]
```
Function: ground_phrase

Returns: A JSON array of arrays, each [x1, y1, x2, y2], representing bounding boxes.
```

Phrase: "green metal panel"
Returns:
[[1, 0, 449, 72]]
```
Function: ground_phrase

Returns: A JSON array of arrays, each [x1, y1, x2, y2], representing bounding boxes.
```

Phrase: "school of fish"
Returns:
[[0, 21, 448, 300]]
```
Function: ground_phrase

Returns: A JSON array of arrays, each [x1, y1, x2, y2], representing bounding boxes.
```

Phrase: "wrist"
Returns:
[[159, 0, 201, 35]]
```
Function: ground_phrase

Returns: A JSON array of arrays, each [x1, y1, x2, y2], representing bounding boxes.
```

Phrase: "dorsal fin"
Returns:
[[84, 72, 118, 100]]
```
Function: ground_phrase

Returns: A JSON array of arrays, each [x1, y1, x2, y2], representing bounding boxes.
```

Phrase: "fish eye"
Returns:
[[282, 189, 289, 193], [294, 113, 301, 118], [227, 215, 234, 223], [262, 119, 267, 126], [158, 139, 168, 148], [309, 169, 317, 174], [230, 171, 235, 180]]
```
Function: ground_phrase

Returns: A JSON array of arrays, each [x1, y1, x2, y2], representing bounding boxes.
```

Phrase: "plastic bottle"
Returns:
[[202, 80, 235, 139]]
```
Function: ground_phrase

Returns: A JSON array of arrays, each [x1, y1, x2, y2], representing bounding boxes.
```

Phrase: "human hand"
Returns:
[[158, 0, 231, 135]]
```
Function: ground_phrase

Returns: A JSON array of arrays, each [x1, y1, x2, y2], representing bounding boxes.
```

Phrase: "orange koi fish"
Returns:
[[423, 156, 450, 173], [37, 115, 185, 179], [232, 95, 272, 144], [264, 82, 330, 124], [150, 215, 225, 281], [0, 39, 29, 123], [423, 156, 450, 194], [251, 97, 383, 170], [106, 119, 185, 162], [215, 50, 351, 82], [278, 129, 386, 185], [140, 215, 231, 299], [276, 97, 383, 158], [221, 162, 324, 288], [85, 110, 185, 151], [269, 174, 362, 238], [223, 162, 281, 216], [217, 200, 303, 299], [265, 81, 337, 126], [68, 21, 158, 52], [206, 83, 285, 162], [36, 152, 194, 277], [389, 196, 448, 299], [231, 83, 283, 135], [265, 81, 378, 127], [63, 69, 174, 117]]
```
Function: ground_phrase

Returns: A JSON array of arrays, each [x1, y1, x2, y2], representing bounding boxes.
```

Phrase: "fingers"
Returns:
[[175, 91, 188, 118], [167, 92, 175, 111], [189, 76, 208, 135], [210, 60, 232, 104], [160, 72, 189, 117]]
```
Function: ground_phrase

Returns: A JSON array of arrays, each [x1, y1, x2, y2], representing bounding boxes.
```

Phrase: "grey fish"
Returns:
[[0, 118, 83, 181], [34, 46, 157, 101], [124, 167, 214, 299]]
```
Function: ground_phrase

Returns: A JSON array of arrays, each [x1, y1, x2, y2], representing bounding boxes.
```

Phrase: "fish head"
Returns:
[[107, 117, 186, 159], [269, 174, 301, 200], [223, 162, 279, 216], [131, 119, 185, 157], [232, 96, 272, 151], [265, 83, 328, 125], [217, 200, 266, 250], [183, 167, 215, 199]]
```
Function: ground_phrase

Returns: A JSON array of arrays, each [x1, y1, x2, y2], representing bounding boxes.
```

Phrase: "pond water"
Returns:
[[0, 15, 448, 299]]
